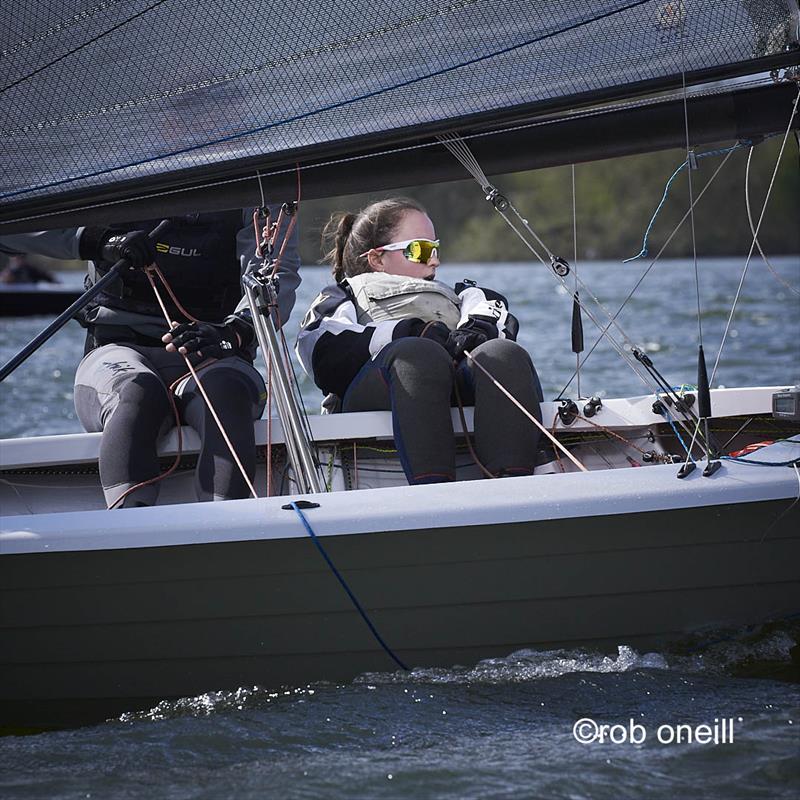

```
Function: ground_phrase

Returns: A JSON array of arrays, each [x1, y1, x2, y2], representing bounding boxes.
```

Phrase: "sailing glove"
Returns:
[[99, 230, 156, 268], [395, 318, 450, 347], [98, 231, 156, 269], [162, 321, 240, 360], [445, 317, 498, 361], [78, 226, 154, 267]]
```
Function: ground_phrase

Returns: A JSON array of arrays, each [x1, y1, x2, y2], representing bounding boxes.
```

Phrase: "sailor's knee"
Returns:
[[473, 337, 532, 366], [187, 362, 265, 421], [119, 371, 168, 406], [388, 336, 454, 372]]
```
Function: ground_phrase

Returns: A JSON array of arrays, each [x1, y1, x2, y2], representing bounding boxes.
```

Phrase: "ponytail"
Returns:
[[320, 197, 426, 283], [322, 212, 357, 283]]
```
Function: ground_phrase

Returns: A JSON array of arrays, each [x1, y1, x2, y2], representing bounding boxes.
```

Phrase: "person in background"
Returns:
[[297, 197, 543, 485], [0, 254, 59, 284], [0, 208, 299, 507]]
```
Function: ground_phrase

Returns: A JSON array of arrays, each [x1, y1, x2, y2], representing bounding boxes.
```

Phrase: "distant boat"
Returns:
[[0, 282, 82, 317]]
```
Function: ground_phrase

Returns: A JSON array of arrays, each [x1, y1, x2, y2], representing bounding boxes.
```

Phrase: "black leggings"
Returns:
[[342, 337, 544, 484], [74, 344, 265, 507]]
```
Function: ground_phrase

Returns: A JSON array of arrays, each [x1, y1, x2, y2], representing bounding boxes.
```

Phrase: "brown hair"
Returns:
[[322, 197, 426, 282]]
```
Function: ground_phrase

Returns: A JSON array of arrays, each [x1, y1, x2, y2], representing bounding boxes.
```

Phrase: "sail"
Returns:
[[1, 0, 798, 231]]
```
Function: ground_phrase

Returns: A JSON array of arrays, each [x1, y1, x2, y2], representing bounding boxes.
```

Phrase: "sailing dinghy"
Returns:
[[1, 0, 799, 729]]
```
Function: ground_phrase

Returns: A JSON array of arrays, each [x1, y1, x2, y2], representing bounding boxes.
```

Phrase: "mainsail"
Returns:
[[1, 0, 798, 231]]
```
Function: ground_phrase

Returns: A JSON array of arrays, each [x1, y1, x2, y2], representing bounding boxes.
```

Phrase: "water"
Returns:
[[2, 258, 799, 438], [0, 632, 798, 799], [1, 258, 799, 797]]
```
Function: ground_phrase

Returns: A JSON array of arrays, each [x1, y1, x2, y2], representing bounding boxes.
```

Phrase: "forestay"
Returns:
[[1, 0, 798, 230]]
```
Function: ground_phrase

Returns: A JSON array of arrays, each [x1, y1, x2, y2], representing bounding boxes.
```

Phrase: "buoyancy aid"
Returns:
[[345, 272, 462, 329], [85, 211, 244, 324]]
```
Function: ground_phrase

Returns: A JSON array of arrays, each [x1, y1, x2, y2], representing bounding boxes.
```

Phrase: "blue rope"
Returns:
[[721, 436, 800, 466], [289, 501, 409, 671], [2, 0, 655, 201], [624, 141, 750, 263], [721, 456, 800, 467], [656, 395, 696, 462]]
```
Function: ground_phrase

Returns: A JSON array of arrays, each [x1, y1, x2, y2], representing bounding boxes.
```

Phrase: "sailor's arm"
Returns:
[[296, 286, 423, 398], [0, 229, 83, 260], [0, 227, 156, 267]]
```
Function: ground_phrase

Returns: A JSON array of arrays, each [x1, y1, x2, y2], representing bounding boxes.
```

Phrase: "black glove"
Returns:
[[99, 230, 156, 268], [444, 327, 487, 361], [396, 318, 451, 348], [162, 321, 240, 360], [444, 317, 498, 361]]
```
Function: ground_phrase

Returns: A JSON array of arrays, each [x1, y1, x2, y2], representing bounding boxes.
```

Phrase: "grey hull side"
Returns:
[[2, 499, 798, 729]]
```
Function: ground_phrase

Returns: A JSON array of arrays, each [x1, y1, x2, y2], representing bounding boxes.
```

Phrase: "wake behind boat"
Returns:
[[1, 0, 799, 730]]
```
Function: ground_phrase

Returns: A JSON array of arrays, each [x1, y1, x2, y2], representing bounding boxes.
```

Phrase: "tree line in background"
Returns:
[[298, 137, 799, 266], [8, 137, 797, 272]]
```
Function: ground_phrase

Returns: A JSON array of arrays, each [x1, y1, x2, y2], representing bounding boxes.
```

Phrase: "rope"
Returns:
[[453, 378, 495, 479], [623, 143, 749, 264], [462, 349, 588, 472], [710, 86, 800, 385], [289, 501, 409, 671], [665, 412, 697, 463], [145, 269, 259, 499], [107, 369, 186, 509]]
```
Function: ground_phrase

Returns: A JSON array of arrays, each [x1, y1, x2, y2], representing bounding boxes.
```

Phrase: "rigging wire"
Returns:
[[710, 86, 800, 386], [571, 163, 581, 399], [557, 145, 739, 398], [678, 20, 703, 349], [438, 133, 702, 442], [744, 145, 800, 297], [439, 134, 653, 388]]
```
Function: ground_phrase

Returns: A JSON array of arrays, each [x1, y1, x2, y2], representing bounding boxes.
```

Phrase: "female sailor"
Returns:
[[297, 197, 544, 485]]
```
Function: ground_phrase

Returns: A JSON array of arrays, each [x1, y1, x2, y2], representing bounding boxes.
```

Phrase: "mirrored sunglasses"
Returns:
[[361, 238, 440, 264]]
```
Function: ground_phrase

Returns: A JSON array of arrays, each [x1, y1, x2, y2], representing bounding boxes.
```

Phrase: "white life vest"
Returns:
[[345, 272, 461, 329]]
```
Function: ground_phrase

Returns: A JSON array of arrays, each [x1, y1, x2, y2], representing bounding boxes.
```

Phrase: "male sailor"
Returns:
[[0, 208, 300, 507]]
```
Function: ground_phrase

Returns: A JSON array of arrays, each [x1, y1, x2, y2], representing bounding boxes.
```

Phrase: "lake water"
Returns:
[[1, 257, 799, 798], [2, 257, 799, 438]]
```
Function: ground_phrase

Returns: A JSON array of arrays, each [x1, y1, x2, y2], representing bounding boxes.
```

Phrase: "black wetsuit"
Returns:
[[0, 209, 300, 507]]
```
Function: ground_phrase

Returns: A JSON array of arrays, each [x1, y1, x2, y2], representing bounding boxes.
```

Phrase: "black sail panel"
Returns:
[[1, 0, 798, 231]]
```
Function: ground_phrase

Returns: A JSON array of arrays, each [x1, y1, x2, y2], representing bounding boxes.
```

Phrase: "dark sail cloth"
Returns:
[[0, 208, 300, 507]]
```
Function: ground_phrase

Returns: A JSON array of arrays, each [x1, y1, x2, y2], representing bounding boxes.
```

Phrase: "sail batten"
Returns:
[[1, 0, 798, 230]]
